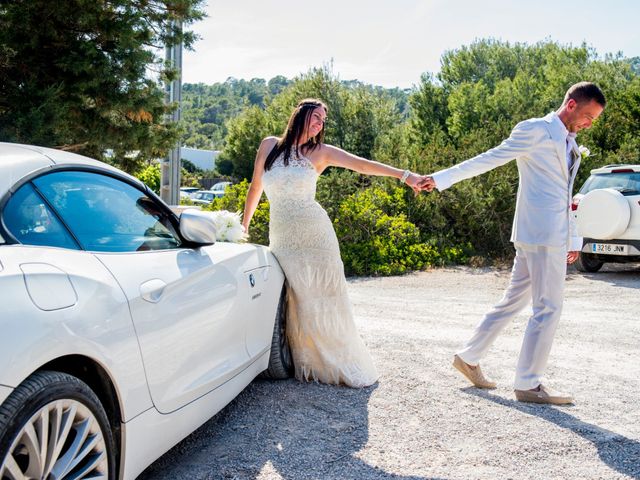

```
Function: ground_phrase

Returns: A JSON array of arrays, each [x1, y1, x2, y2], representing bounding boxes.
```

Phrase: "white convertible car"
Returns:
[[0, 143, 292, 479]]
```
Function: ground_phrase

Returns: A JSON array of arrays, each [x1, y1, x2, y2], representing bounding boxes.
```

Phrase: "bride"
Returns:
[[242, 99, 423, 388]]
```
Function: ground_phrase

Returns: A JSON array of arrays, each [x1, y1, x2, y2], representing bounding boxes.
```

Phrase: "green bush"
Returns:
[[136, 164, 161, 193], [202, 175, 468, 276], [334, 185, 468, 275]]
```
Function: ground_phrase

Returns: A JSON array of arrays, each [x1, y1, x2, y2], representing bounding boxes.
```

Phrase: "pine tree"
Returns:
[[0, 0, 204, 172]]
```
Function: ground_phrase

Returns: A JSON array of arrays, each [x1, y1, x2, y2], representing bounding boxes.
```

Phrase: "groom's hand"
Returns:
[[404, 173, 423, 195], [567, 251, 580, 264], [418, 175, 436, 192]]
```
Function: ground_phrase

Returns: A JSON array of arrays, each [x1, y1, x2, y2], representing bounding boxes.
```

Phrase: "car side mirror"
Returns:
[[179, 209, 217, 244]]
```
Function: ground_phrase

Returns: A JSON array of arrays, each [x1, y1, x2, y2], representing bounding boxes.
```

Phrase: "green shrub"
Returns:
[[204, 177, 469, 276], [334, 185, 468, 275], [208, 180, 270, 246], [136, 163, 161, 193]]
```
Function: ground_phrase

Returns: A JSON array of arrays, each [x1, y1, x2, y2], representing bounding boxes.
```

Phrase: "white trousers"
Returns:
[[457, 242, 567, 390]]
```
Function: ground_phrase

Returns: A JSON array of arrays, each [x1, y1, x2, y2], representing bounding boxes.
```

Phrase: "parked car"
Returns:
[[179, 186, 200, 199], [0, 143, 292, 479], [210, 181, 232, 197], [191, 189, 216, 205], [572, 164, 640, 272], [191, 183, 232, 206]]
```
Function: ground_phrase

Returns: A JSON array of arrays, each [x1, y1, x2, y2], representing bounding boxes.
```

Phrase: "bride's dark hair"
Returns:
[[264, 98, 327, 171]]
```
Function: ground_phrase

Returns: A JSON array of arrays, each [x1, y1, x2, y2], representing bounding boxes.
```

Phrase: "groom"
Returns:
[[421, 82, 606, 404]]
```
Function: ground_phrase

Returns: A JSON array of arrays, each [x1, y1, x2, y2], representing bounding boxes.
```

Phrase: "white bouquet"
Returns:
[[208, 210, 247, 243]]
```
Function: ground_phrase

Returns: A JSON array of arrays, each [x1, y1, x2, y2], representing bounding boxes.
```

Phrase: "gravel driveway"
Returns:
[[139, 264, 640, 480]]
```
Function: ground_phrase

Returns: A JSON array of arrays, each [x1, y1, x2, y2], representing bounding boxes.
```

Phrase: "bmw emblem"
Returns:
[[249, 273, 255, 287]]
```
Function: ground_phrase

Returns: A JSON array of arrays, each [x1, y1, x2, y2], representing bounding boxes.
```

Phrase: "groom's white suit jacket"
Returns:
[[432, 112, 582, 251]]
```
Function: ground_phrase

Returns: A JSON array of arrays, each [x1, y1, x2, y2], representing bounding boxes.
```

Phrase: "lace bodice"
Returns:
[[262, 151, 319, 213], [262, 150, 338, 255]]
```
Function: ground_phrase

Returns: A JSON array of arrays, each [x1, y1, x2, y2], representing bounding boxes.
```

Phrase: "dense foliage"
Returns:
[[405, 41, 640, 256], [0, 0, 205, 172], [199, 41, 639, 274], [181, 77, 291, 150], [205, 177, 468, 276]]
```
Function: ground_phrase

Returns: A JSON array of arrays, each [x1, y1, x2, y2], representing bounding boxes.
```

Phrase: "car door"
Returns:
[[31, 169, 250, 413], [0, 182, 148, 416]]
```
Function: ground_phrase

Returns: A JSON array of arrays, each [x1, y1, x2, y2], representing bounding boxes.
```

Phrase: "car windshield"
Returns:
[[194, 192, 213, 200], [211, 183, 229, 192], [580, 172, 640, 196]]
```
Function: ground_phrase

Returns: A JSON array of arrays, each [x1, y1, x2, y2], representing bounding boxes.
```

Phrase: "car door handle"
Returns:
[[140, 279, 167, 303]]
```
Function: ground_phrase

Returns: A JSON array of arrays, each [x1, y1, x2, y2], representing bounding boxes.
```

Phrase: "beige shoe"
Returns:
[[452, 354, 497, 389], [514, 384, 574, 405]]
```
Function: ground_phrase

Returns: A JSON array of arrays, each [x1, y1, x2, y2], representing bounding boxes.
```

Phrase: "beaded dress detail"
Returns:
[[262, 151, 378, 387]]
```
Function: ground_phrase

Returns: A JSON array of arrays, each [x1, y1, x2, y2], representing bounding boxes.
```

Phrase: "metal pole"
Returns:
[[161, 21, 182, 205]]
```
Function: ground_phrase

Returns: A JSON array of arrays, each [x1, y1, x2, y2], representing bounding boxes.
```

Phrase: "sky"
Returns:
[[182, 0, 640, 89]]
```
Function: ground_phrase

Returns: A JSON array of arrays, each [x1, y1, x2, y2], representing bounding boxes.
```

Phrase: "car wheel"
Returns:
[[576, 252, 604, 273], [261, 286, 294, 379], [0, 371, 116, 480]]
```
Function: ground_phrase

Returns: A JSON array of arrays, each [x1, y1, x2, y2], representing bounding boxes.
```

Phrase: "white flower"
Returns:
[[207, 210, 248, 243], [578, 145, 590, 160]]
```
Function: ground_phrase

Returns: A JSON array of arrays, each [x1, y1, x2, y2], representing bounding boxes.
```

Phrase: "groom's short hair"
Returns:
[[563, 82, 606, 107]]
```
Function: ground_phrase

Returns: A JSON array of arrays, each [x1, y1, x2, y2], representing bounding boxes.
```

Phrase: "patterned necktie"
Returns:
[[566, 133, 578, 173]]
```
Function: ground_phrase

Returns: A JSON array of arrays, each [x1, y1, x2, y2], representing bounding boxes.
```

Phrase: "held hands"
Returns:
[[417, 175, 436, 192], [403, 173, 437, 194], [404, 172, 424, 195]]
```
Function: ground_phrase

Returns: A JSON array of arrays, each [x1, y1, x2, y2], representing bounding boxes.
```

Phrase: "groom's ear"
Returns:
[[566, 98, 578, 112]]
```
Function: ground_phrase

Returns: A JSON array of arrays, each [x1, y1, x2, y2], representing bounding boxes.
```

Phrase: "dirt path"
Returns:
[[139, 264, 640, 480]]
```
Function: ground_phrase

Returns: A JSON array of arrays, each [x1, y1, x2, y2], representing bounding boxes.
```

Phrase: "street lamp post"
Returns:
[[161, 21, 182, 205]]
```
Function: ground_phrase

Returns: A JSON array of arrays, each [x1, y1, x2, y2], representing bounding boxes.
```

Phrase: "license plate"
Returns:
[[591, 243, 629, 255]]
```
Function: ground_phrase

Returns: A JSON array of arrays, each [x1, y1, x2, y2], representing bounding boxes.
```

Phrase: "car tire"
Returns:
[[576, 252, 604, 273], [0, 371, 116, 480], [261, 286, 294, 379]]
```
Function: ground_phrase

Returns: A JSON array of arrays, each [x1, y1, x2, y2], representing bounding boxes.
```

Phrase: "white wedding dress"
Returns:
[[262, 151, 379, 388]]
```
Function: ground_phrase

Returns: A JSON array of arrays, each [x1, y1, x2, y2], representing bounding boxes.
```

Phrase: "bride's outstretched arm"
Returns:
[[242, 137, 277, 232], [318, 144, 422, 193]]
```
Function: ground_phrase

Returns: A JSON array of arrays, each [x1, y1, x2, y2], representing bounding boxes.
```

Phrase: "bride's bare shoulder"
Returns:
[[255, 137, 279, 159], [260, 136, 279, 149]]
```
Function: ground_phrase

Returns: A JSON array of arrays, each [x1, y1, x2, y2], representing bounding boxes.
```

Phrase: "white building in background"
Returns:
[[181, 147, 220, 171]]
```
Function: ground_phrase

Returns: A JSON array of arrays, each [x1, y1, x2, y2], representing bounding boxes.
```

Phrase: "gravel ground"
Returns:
[[139, 263, 640, 480]]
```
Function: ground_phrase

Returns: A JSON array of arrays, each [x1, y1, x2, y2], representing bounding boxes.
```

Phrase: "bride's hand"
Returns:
[[404, 173, 423, 196], [417, 175, 436, 192]]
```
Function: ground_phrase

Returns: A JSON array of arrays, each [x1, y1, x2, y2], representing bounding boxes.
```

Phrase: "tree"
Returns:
[[406, 39, 640, 257], [180, 77, 290, 150], [217, 105, 271, 180], [219, 66, 407, 179], [0, 0, 205, 172]]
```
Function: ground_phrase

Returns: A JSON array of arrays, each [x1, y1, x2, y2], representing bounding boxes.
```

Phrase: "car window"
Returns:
[[4, 183, 79, 249], [31, 171, 182, 252], [581, 172, 640, 195], [194, 192, 213, 201], [212, 183, 230, 192]]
